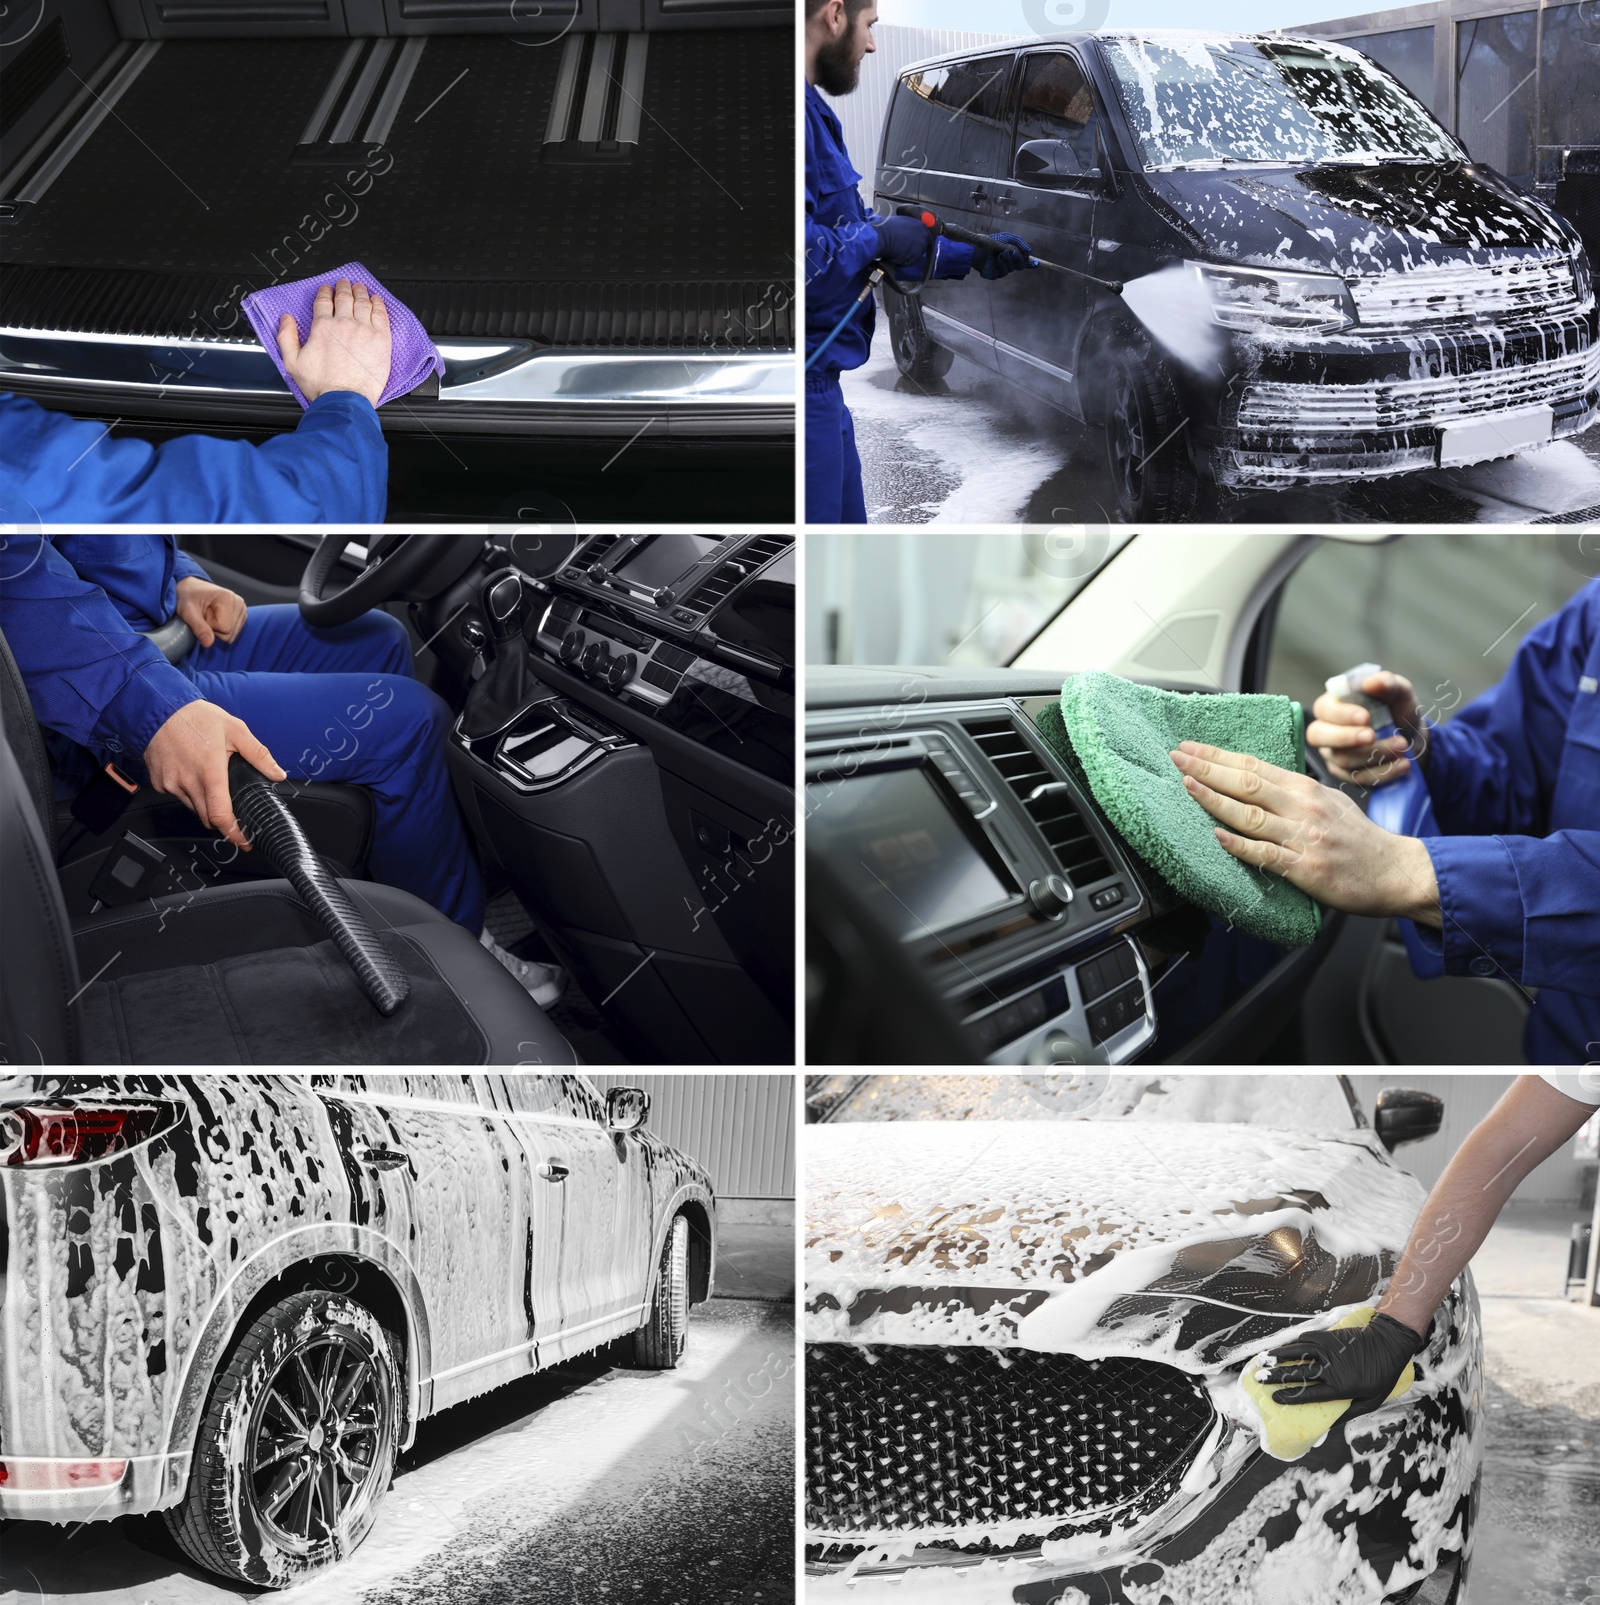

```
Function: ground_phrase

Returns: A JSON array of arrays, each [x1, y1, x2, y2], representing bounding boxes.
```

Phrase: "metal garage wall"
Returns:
[[1345, 1073, 1592, 1205], [588, 1074, 794, 1199]]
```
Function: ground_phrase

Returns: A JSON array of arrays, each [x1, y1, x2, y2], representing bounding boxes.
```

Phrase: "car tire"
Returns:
[[1102, 342, 1200, 522], [164, 1290, 402, 1587], [624, 1214, 690, 1370], [885, 293, 954, 385]]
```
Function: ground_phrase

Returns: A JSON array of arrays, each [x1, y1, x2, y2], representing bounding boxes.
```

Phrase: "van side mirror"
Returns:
[[606, 1086, 650, 1133], [1015, 138, 1099, 189], [1374, 1087, 1443, 1151]]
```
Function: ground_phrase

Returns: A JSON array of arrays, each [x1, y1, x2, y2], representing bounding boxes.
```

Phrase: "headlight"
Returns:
[[1574, 247, 1595, 307], [1194, 262, 1358, 333]]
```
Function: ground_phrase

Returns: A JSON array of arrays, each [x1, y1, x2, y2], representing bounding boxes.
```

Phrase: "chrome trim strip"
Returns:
[[995, 337, 1073, 383], [578, 33, 616, 145], [616, 33, 649, 145], [0, 327, 796, 407], [298, 39, 364, 145], [328, 37, 394, 145], [545, 33, 585, 143], [10, 42, 162, 206], [364, 36, 427, 145], [924, 306, 996, 348]]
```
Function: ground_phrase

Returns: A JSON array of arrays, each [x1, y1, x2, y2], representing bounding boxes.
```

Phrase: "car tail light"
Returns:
[[0, 1458, 129, 1490], [0, 1104, 173, 1167]]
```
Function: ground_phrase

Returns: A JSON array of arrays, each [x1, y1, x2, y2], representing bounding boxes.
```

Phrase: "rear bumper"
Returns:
[[0, 1453, 188, 1524], [0, 330, 795, 439]]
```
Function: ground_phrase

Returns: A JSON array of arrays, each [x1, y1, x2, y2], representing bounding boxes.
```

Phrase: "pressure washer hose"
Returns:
[[228, 756, 411, 1016], [894, 206, 1125, 295]]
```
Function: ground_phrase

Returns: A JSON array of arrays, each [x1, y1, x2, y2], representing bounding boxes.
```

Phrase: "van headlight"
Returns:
[[1194, 263, 1358, 333]]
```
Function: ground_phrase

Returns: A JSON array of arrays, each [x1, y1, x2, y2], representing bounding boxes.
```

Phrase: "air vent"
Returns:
[[963, 715, 1112, 888], [575, 534, 622, 567], [739, 534, 791, 569], [682, 559, 740, 613]]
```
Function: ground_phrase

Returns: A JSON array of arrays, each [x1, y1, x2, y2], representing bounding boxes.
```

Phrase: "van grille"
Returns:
[[806, 1343, 1215, 1549], [962, 716, 1111, 888], [1350, 255, 1582, 333]]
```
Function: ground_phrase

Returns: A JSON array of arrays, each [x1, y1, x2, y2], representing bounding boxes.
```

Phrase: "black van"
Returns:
[[876, 32, 1598, 519], [0, 0, 793, 520]]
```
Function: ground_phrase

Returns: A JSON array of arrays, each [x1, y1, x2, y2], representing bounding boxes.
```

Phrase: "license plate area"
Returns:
[[1437, 404, 1554, 467]]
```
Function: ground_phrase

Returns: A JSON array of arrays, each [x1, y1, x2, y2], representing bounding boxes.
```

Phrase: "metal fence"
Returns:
[[588, 1074, 795, 1200]]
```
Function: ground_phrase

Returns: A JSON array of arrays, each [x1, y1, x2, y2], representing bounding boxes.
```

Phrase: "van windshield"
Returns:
[[1097, 36, 1463, 170]]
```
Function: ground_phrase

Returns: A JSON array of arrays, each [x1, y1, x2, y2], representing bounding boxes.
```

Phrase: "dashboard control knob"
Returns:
[[654, 587, 676, 608], [587, 563, 607, 584], [603, 651, 637, 691], [559, 630, 584, 663], [460, 618, 488, 653], [1029, 874, 1074, 920], [581, 640, 609, 676]]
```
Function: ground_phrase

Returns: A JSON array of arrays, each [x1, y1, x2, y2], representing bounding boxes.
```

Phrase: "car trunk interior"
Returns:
[[0, 0, 792, 353]]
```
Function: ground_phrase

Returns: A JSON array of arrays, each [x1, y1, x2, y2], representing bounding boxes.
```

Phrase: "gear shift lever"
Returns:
[[460, 568, 553, 740]]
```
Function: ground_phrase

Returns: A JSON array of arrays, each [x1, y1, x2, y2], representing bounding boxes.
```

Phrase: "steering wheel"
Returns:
[[298, 535, 481, 628]]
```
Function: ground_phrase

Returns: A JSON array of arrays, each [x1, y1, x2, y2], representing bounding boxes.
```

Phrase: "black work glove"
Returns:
[[1257, 1312, 1427, 1421], [870, 214, 936, 269], [979, 232, 1037, 280]]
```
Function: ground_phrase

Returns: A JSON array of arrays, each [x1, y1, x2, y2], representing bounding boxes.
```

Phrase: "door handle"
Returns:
[[968, 185, 987, 207], [357, 1147, 408, 1172], [996, 190, 1017, 215], [539, 1161, 570, 1183]]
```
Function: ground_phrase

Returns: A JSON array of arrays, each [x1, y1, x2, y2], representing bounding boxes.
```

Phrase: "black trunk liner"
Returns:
[[0, 30, 792, 347]]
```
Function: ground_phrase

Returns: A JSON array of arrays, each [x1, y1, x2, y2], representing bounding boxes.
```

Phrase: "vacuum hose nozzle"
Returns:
[[228, 756, 411, 1017]]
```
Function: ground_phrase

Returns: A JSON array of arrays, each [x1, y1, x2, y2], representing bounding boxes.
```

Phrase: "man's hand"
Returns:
[[1257, 1312, 1427, 1421], [1171, 742, 1443, 925], [870, 214, 936, 268], [144, 701, 286, 851], [1307, 669, 1425, 788], [276, 279, 393, 407], [979, 232, 1037, 281], [174, 575, 247, 649]]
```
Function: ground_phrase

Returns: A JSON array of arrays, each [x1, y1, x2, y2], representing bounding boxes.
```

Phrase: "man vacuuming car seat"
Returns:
[[0, 281, 389, 524], [1170, 578, 1600, 1065], [805, 0, 1037, 524], [1259, 1073, 1599, 1416], [0, 536, 563, 1006]]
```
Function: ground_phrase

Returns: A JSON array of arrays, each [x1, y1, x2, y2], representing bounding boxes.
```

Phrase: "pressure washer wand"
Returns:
[[805, 265, 886, 374], [895, 206, 1124, 296]]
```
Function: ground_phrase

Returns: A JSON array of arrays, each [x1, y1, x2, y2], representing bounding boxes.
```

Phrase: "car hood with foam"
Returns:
[[806, 1119, 1427, 1370]]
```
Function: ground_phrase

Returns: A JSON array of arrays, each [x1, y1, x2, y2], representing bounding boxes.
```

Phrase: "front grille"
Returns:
[[1349, 255, 1582, 332], [806, 1343, 1215, 1553], [1238, 343, 1600, 433]]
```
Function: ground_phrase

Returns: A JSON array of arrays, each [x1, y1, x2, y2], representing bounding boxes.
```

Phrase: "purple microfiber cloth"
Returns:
[[240, 262, 444, 410]]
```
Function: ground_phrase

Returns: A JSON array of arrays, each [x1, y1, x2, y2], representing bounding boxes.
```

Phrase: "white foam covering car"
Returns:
[[804, 1074, 1481, 1605], [0, 1072, 714, 1586]]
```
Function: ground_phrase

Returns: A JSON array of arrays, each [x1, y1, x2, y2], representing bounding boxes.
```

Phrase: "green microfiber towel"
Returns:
[[1033, 670, 1321, 947]]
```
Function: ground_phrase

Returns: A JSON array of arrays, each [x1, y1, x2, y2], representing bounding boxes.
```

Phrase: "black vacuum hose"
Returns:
[[228, 756, 411, 1017]]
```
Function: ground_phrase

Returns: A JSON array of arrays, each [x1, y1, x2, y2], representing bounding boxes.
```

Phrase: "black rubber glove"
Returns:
[[871, 214, 936, 268], [1257, 1312, 1428, 1421], [979, 232, 1037, 281]]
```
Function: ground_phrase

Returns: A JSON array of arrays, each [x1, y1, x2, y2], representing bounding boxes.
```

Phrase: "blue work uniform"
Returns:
[[805, 83, 880, 526], [1415, 578, 1600, 1064], [0, 391, 387, 523], [0, 536, 482, 931]]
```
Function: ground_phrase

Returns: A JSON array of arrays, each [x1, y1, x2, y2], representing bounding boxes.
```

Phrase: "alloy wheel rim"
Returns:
[[247, 1330, 388, 1554]]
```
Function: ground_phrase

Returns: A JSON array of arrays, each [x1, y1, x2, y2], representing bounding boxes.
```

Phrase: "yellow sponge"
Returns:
[[1243, 1306, 1415, 1462]]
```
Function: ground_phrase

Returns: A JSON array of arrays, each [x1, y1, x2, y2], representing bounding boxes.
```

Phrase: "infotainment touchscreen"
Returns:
[[807, 766, 1014, 940], [616, 534, 721, 591]]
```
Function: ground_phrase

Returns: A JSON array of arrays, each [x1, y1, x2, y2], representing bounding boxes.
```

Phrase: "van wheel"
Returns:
[[624, 1214, 690, 1370], [1103, 345, 1200, 522], [886, 293, 954, 384], [164, 1291, 401, 1586]]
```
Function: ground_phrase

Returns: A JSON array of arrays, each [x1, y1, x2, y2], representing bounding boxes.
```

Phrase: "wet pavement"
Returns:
[[840, 337, 1600, 526], [0, 1299, 794, 1605]]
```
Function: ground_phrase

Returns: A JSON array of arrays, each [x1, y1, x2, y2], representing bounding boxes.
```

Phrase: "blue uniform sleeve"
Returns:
[[0, 535, 203, 762], [1423, 590, 1595, 836], [0, 391, 386, 524], [1420, 830, 1600, 999], [172, 545, 210, 585]]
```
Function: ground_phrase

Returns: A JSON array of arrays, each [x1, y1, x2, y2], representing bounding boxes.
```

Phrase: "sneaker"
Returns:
[[480, 929, 566, 1010]]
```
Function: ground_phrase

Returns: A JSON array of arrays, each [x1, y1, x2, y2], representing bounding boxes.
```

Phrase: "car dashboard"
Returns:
[[807, 668, 1169, 1066]]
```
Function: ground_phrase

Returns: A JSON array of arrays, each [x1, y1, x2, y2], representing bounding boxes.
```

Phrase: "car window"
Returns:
[[900, 57, 1015, 178], [1264, 534, 1591, 721], [820, 1072, 1360, 1132], [315, 1074, 481, 1104], [1014, 53, 1103, 181], [495, 1072, 606, 1123]]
